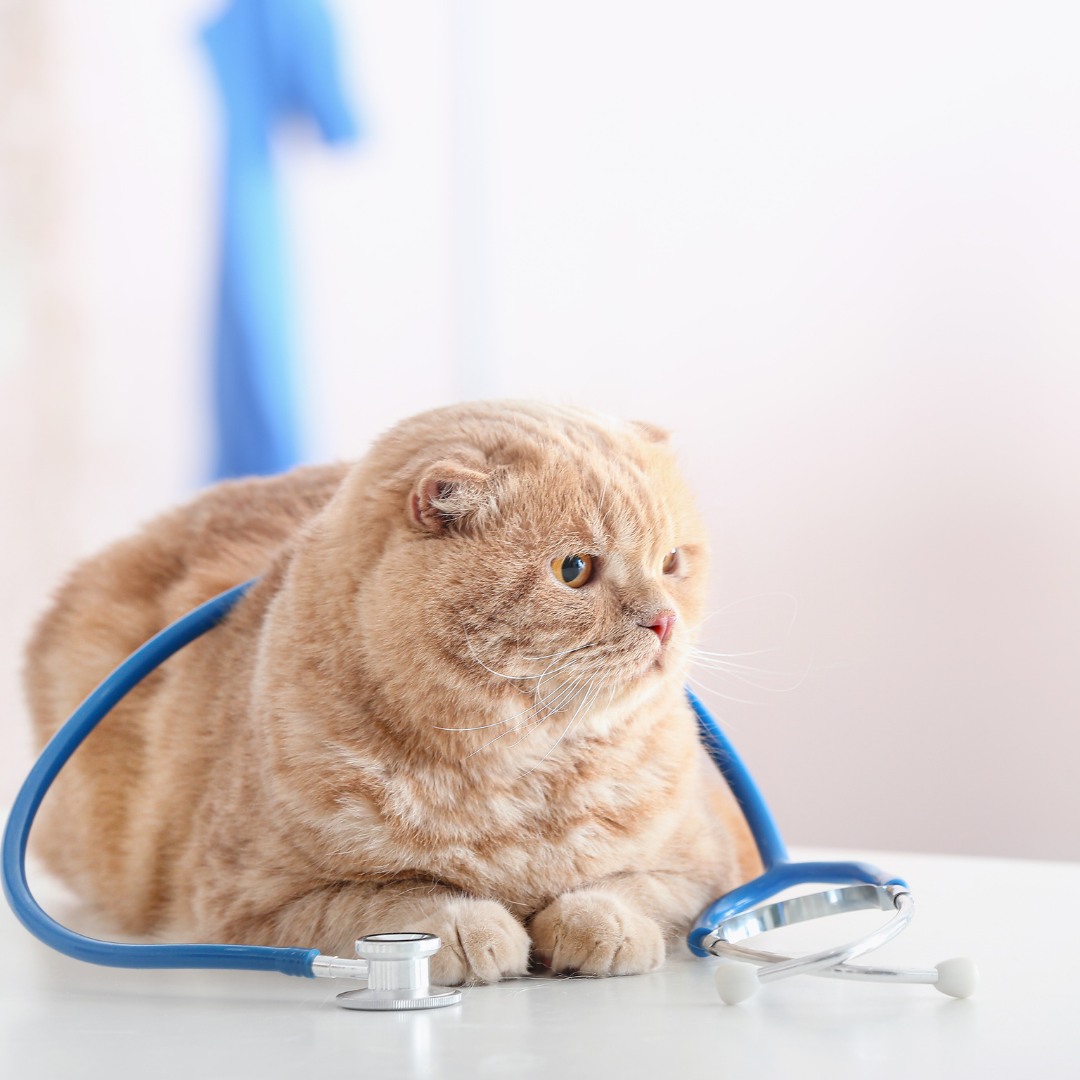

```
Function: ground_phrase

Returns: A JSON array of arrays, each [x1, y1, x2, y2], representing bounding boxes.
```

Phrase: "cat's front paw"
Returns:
[[529, 890, 666, 976], [423, 898, 531, 986]]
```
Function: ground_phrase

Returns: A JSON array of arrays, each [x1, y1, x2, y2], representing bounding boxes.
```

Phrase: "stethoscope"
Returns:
[[2, 581, 977, 1009]]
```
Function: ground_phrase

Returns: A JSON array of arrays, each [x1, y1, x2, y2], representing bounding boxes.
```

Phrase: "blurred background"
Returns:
[[2, 0, 1077, 861]]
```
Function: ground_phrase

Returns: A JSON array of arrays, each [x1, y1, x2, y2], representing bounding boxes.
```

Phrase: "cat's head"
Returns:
[[329, 401, 709, 744]]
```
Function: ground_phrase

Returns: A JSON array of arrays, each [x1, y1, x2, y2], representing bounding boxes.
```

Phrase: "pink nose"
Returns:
[[644, 611, 677, 646]]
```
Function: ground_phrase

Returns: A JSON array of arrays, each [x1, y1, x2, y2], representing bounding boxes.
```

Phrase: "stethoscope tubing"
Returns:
[[2, 580, 319, 977], [685, 688, 908, 954]]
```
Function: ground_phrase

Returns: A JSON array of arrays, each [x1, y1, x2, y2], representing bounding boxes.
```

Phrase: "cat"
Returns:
[[24, 400, 760, 984]]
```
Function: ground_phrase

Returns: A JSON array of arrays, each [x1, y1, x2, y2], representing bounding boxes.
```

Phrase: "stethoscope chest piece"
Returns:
[[335, 932, 462, 1011]]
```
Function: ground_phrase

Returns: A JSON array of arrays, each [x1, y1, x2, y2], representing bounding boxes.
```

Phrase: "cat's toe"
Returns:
[[426, 898, 531, 986], [529, 891, 666, 977]]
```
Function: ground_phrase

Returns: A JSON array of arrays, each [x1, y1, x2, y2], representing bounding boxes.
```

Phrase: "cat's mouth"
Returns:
[[607, 628, 681, 682], [640, 642, 673, 676]]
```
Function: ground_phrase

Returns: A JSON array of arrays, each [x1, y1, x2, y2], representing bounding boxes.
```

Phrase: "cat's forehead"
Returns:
[[369, 400, 699, 548], [503, 434, 691, 551]]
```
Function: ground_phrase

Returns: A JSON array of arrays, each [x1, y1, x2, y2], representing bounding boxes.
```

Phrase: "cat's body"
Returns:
[[25, 401, 759, 983]]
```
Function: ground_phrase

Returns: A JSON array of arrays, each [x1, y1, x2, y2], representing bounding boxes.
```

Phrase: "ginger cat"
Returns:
[[25, 401, 759, 984]]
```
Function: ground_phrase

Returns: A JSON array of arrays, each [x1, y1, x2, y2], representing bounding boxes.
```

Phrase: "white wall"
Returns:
[[2, 1, 1078, 861], [459, 1, 1080, 862]]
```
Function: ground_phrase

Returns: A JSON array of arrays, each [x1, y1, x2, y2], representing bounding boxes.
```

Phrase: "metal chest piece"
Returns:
[[336, 932, 462, 1011]]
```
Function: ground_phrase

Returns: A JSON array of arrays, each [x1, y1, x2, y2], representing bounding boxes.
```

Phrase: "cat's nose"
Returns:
[[642, 611, 677, 646]]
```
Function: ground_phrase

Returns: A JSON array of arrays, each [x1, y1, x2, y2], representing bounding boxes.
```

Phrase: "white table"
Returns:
[[2, 849, 1077, 1079]]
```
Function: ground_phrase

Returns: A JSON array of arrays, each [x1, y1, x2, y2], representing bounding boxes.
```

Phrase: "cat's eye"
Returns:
[[662, 549, 680, 575], [552, 554, 594, 588]]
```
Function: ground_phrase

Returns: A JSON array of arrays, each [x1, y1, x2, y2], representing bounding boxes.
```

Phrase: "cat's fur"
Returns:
[[25, 401, 759, 983]]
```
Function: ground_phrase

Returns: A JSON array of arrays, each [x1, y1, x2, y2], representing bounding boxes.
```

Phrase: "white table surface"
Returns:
[[2, 847, 1078, 1079]]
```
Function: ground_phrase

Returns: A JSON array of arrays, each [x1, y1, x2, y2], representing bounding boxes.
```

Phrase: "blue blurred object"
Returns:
[[202, 0, 359, 481]]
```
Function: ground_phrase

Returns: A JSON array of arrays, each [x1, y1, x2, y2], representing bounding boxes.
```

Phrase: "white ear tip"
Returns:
[[934, 957, 978, 998], [715, 961, 760, 1005]]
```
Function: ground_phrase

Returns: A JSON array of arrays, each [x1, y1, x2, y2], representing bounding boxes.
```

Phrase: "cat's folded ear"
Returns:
[[630, 419, 670, 444], [408, 458, 500, 533]]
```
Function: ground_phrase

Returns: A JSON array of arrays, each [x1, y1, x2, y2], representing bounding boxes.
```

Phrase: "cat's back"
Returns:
[[25, 463, 348, 744]]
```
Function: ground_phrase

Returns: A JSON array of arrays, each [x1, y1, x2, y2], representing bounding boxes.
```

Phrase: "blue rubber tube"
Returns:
[[1, 580, 319, 977], [685, 687, 907, 956], [687, 688, 790, 869]]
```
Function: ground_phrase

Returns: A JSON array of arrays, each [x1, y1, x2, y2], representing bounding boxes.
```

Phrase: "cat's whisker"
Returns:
[[688, 647, 813, 692], [440, 685, 569, 736], [520, 658, 607, 722], [460, 624, 538, 682], [592, 476, 610, 536], [689, 669, 807, 695], [500, 660, 610, 755], [501, 713, 554, 753], [689, 658, 804, 681], [465, 709, 548, 757], [434, 716, 516, 732], [699, 592, 800, 626], [689, 664, 810, 694], [438, 668, 595, 735], [533, 655, 608, 716], [514, 666, 599, 733], [462, 671, 593, 758], [689, 644, 787, 661], [517, 674, 607, 779], [527, 647, 601, 680], [688, 648, 801, 673], [519, 641, 600, 663], [685, 670, 770, 707], [460, 623, 601, 692], [511, 682, 594, 765]]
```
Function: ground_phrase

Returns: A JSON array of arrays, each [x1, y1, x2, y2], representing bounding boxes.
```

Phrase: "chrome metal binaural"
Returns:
[[703, 884, 934, 985], [707, 884, 896, 944]]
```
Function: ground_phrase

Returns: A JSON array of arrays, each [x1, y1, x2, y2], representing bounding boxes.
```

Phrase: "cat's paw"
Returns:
[[423, 898, 531, 986], [529, 890, 666, 976]]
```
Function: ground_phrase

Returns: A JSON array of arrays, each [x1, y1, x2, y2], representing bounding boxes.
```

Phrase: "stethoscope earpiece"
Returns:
[[933, 957, 979, 999], [714, 960, 761, 1005]]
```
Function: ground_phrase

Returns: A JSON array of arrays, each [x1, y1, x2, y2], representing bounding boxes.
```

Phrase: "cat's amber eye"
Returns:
[[552, 553, 594, 588], [662, 549, 680, 575]]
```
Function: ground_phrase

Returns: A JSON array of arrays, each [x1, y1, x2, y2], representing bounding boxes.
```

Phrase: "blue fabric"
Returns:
[[202, 0, 358, 480]]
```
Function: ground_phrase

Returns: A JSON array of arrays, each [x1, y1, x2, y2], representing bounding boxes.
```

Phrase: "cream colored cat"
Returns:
[[25, 401, 759, 984]]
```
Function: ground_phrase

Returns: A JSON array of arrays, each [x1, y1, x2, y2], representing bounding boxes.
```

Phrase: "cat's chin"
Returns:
[[591, 672, 679, 727], [632, 640, 684, 679], [615, 651, 687, 699]]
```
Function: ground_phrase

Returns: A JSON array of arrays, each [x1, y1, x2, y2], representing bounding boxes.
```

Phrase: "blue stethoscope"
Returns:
[[2, 582, 977, 1009]]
